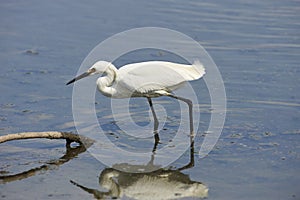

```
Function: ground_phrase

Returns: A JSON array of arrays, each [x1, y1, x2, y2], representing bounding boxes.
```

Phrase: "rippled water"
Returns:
[[0, 0, 299, 199]]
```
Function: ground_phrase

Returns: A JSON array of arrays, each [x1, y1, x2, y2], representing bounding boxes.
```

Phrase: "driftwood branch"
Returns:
[[0, 131, 93, 145], [0, 131, 94, 184]]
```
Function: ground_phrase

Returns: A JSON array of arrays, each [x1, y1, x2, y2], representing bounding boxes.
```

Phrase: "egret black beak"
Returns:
[[66, 71, 92, 85]]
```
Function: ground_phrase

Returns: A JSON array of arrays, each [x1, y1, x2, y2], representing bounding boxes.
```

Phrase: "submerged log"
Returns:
[[0, 131, 94, 184]]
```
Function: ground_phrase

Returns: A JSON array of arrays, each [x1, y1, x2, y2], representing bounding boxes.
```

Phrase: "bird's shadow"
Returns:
[[70, 136, 208, 199]]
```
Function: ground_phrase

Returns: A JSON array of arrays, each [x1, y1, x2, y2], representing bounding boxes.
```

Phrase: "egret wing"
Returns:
[[116, 61, 205, 94]]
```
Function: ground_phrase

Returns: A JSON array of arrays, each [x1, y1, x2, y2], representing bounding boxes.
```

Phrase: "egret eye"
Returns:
[[89, 68, 96, 73]]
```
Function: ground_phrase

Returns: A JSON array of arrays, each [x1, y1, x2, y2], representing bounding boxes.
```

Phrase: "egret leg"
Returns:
[[178, 134, 195, 171], [147, 97, 160, 150], [168, 94, 194, 136], [168, 94, 195, 170]]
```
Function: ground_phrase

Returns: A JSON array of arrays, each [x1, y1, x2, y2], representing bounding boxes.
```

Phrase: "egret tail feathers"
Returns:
[[192, 60, 206, 80]]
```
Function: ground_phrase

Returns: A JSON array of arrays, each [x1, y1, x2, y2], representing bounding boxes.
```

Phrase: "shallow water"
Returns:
[[1, 0, 299, 199]]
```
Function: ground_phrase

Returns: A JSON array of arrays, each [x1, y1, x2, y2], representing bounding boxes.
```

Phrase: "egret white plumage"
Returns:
[[67, 60, 205, 144]]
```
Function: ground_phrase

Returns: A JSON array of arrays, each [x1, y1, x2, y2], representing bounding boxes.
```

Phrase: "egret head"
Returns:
[[66, 61, 112, 85]]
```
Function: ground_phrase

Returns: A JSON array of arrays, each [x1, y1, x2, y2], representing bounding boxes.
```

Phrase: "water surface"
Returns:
[[0, 0, 299, 199]]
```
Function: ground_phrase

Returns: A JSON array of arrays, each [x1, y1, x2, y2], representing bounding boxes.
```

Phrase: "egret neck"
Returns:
[[97, 64, 117, 97]]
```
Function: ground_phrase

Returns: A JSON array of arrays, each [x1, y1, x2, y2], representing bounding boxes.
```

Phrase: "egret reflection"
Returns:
[[70, 138, 208, 199], [71, 167, 208, 200]]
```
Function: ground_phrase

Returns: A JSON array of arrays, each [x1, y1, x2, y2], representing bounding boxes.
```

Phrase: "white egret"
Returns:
[[67, 60, 205, 144]]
